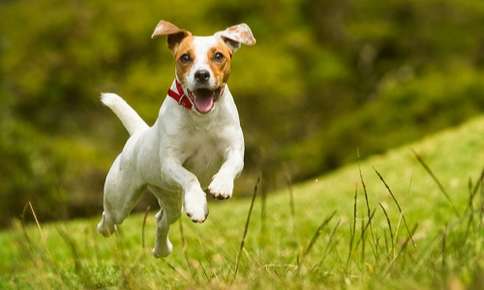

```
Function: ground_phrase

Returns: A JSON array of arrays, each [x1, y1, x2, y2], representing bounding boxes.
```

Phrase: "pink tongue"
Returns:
[[194, 96, 214, 113]]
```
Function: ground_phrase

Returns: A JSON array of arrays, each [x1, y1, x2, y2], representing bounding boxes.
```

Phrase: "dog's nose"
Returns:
[[194, 70, 210, 83]]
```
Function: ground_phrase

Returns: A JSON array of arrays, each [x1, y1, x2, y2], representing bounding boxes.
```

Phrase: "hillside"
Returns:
[[1, 116, 483, 289]]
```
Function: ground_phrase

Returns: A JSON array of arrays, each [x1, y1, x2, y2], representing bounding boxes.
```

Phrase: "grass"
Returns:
[[1, 116, 483, 289]]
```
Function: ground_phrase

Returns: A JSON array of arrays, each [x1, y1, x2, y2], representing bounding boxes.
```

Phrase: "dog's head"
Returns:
[[151, 20, 256, 114]]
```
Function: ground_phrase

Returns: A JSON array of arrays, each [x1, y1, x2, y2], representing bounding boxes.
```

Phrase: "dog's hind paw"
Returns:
[[97, 212, 115, 237], [152, 239, 173, 258]]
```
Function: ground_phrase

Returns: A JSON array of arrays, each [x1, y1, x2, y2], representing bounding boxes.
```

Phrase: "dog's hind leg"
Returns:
[[97, 155, 145, 237], [152, 208, 173, 258], [151, 191, 182, 258]]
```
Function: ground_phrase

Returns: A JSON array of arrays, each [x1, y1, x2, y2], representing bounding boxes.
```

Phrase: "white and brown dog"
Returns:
[[97, 20, 255, 257]]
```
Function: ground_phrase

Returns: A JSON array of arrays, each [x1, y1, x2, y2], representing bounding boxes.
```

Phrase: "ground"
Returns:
[[0, 117, 483, 290]]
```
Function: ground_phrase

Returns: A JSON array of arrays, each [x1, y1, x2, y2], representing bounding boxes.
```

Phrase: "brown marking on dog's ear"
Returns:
[[215, 23, 256, 52], [208, 41, 232, 85], [174, 36, 195, 85], [151, 20, 192, 53]]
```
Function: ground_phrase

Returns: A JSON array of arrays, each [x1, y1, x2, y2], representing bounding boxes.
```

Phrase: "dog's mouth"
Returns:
[[189, 87, 222, 114]]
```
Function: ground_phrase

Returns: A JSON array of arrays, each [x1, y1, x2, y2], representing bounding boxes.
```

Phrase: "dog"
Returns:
[[96, 20, 256, 258]]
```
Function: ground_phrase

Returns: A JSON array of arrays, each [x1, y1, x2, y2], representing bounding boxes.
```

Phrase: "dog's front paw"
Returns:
[[184, 188, 208, 223], [208, 173, 234, 200]]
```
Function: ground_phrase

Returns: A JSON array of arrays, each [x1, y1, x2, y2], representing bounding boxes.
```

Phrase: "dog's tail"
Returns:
[[100, 93, 149, 135]]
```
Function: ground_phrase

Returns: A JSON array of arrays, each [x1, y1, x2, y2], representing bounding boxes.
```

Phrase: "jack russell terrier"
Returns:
[[97, 20, 256, 257]]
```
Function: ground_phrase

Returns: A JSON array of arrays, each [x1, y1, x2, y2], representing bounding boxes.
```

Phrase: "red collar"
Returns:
[[167, 80, 193, 110]]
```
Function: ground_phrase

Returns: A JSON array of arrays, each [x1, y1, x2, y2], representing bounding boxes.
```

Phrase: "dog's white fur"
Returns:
[[97, 21, 254, 258]]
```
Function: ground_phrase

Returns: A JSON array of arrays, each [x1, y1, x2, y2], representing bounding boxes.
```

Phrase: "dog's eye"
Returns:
[[214, 52, 224, 62], [179, 53, 191, 63]]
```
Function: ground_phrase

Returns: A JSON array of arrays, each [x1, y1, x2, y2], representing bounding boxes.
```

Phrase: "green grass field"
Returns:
[[1, 117, 483, 290]]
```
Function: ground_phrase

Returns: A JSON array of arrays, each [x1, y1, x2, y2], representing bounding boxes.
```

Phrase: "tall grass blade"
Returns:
[[374, 168, 416, 248], [464, 169, 483, 241], [23, 201, 45, 241], [379, 202, 395, 255], [441, 225, 448, 277], [345, 185, 358, 271], [198, 259, 210, 282], [284, 168, 296, 233], [260, 184, 267, 234], [471, 168, 484, 197], [232, 176, 260, 282], [178, 216, 200, 280], [354, 208, 376, 249], [163, 260, 191, 281], [141, 205, 151, 249], [467, 168, 484, 215], [357, 151, 371, 219], [311, 219, 342, 272], [298, 210, 336, 269], [383, 223, 418, 276], [358, 160, 378, 259], [480, 172, 483, 230], [412, 149, 459, 216]]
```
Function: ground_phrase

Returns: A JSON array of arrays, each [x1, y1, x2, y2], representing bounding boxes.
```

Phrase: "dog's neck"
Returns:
[[170, 77, 189, 97], [167, 78, 193, 110]]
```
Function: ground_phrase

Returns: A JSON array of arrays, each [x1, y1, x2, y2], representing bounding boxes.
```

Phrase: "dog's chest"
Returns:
[[181, 129, 225, 186]]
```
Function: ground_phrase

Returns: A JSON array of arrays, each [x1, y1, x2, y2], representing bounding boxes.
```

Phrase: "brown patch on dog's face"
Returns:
[[174, 36, 195, 86], [207, 40, 232, 86]]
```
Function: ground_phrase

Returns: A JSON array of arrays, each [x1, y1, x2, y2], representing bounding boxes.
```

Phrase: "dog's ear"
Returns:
[[215, 23, 256, 52], [151, 20, 191, 52]]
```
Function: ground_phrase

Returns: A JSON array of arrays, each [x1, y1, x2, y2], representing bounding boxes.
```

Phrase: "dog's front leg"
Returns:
[[209, 147, 244, 200], [161, 158, 208, 223]]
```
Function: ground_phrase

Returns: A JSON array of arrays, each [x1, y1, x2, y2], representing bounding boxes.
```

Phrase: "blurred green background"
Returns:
[[1, 0, 483, 227]]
